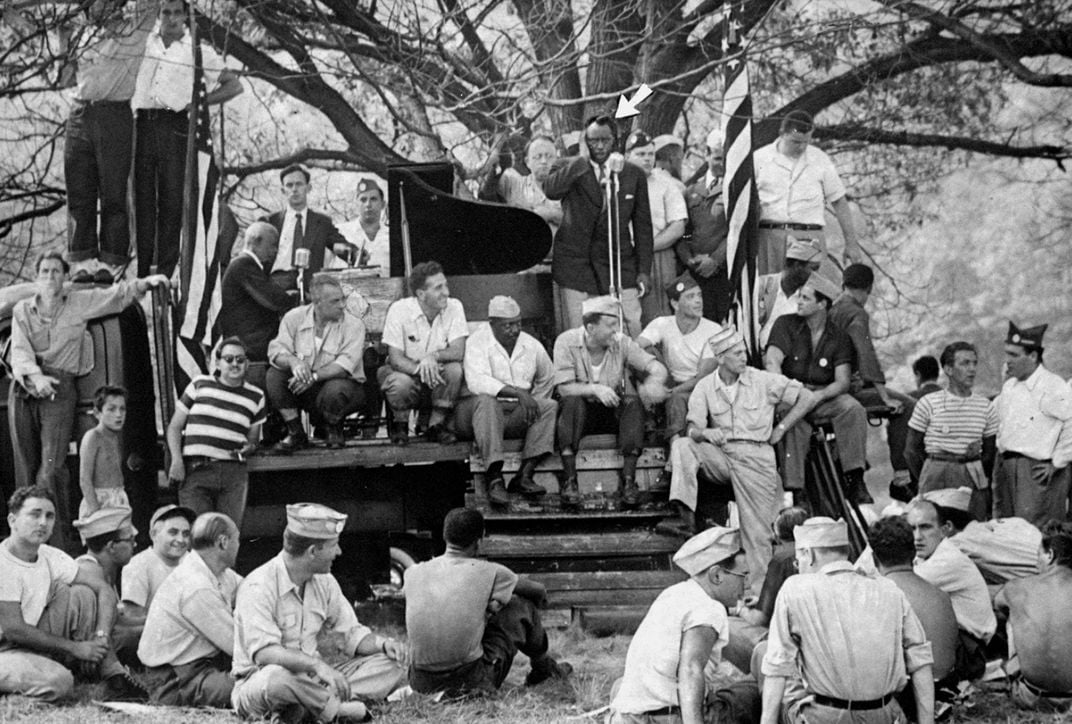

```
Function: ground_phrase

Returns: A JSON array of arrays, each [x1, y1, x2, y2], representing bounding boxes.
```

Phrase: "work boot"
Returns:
[[274, 419, 309, 454], [508, 473, 547, 497], [389, 420, 408, 446], [487, 477, 510, 507], [425, 423, 457, 444], [560, 476, 581, 509], [525, 657, 572, 686], [620, 475, 641, 510], [101, 670, 150, 702], [844, 469, 873, 505], [649, 469, 671, 495], [325, 423, 345, 449]]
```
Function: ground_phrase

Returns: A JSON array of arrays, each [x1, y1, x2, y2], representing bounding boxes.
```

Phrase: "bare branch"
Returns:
[[817, 124, 1071, 164]]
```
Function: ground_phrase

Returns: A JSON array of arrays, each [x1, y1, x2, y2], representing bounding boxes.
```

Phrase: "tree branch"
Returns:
[[222, 148, 362, 181], [817, 124, 1071, 165]]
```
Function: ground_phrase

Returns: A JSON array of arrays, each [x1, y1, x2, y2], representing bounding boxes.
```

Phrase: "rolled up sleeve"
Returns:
[[900, 602, 934, 674], [761, 594, 800, 679]]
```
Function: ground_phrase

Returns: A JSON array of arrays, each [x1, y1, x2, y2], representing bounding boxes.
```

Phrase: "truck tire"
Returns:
[[389, 546, 416, 594]]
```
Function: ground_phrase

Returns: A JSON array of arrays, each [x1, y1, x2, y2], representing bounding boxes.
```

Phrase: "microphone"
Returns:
[[294, 248, 310, 303]]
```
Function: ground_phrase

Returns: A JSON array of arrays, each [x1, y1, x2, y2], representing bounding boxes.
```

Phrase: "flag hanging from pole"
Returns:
[[720, 2, 761, 362], [174, 21, 228, 396]]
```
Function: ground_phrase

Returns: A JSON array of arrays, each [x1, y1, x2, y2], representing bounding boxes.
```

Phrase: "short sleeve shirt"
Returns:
[[381, 297, 468, 361], [121, 549, 181, 608], [908, 390, 998, 456], [647, 171, 688, 237], [687, 367, 802, 441], [638, 316, 720, 384], [552, 327, 656, 392], [754, 143, 847, 225], [0, 540, 79, 638], [767, 315, 853, 387], [268, 304, 368, 382]]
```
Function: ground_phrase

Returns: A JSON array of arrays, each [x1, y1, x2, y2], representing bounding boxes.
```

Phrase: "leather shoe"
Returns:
[[93, 268, 115, 284], [620, 476, 641, 509], [426, 423, 457, 444], [389, 421, 408, 446], [560, 476, 581, 508], [508, 474, 547, 497], [274, 430, 309, 454], [71, 269, 94, 284], [487, 477, 510, 506], [325, 424, 345, 449], [525, 658, 572, 686]]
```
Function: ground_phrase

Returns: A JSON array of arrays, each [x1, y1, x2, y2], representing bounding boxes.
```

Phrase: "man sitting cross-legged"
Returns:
[[138, 512, 243, 708], [405, 508, 571, 698], [996, 520, 1072, 712], [0, 487, 146, 701], [455, 296, 557, 506]]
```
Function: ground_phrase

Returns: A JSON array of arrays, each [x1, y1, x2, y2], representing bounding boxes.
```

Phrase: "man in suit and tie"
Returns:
[[263, 165, 357, 295], [542, 115, 653, 338]]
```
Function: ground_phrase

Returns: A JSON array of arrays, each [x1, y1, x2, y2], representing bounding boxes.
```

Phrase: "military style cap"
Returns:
[[785, 237, 822, 262], [487, 295, 521, 319], [653, 134, 683, 154], [709, 326, 744, 356], [286, 503, 347, 539], [625, 130, 653, 152], [803, 273, 841, 303], [1007, 321, 1047, 350], [150, 504, 196, 529], [794, 516, 849, 548], [356, 178, 383, 198], [922, 486, 972, 513], [560, 131, 582, 156], [673, 526, 742, 576], [665, 273, 699, 301], [73, 507, 136, 544], [706, 128, 723, 150], [581, 295, 621, 318]]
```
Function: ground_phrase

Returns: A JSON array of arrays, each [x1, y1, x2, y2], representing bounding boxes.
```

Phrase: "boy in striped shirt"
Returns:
[[166, 337, 265, 529], [905, 341, 997, 521]]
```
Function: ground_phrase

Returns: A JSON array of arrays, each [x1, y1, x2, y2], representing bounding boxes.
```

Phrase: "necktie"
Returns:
[[292, 213, 305, 265]]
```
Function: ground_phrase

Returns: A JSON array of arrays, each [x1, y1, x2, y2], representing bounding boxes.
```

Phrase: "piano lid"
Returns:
[[387, 162, 553, 276]]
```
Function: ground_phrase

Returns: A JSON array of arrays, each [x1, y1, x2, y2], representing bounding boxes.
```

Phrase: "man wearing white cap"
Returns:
[[761, 517, 935, 724], [610, 526, 754, 723], [625, 130, 687, 323], [456, 296, 557, 505], [232, 503, 406, 721], [139, 512, 243, 707], [554, 296, 669, 508], [652, 134, 686, 185], [680, 129, 733, 322], [765, 273, 870, 503], [754, 237, 822, 348], [907, 498, 995, 682], [670, 327, 812, 596], [753, 110, 861, 276]]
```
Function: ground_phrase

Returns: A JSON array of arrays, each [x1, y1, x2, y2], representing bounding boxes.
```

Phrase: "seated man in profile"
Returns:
[[456, 296, 557, 506], [405, 508, 571, 698], [996, 521, 1072, 712], [267, 273, 368, 451], [554, 296, 669, 509]]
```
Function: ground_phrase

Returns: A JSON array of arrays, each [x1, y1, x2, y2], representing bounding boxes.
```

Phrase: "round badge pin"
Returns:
[[818, 358, 828, 368]]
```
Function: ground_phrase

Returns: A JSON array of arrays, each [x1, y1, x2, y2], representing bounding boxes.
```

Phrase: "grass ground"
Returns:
[[1, 627, 1070, 724]]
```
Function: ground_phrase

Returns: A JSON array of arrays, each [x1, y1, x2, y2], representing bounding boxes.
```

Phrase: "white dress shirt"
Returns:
[[464, 323, 553, 399], [996, 365, 1072, 463]]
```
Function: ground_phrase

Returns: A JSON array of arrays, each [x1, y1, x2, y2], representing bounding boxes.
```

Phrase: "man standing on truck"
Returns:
[[379, 261, 468, 446], [231, 503, 407, 721], [455, 295, 557, 506]]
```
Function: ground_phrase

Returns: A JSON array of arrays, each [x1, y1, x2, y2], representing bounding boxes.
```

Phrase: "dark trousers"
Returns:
[[143, 653, 233, 708], [557, 395, 644, 454], [178, 458, 249, 529], [409, 595, 549, 698], [692, 267, 734, 325], [65, 101, 133, 266], [854, 387, 915, 473], [8, 372, 77, 550], [265, 367, 367, 425], [134, 109, 187, 278]]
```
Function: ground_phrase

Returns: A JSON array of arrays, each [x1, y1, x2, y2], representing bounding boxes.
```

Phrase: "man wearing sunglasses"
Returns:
[[166, 337, 265, 529]]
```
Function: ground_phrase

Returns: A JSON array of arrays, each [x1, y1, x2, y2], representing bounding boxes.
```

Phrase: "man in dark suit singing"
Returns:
[[543, 115, 653, 338], [262, 165, 357, 295]]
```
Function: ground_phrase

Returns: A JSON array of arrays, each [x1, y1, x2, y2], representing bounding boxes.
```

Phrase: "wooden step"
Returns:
[[481, 531, 680, 558], [248, 439, 470, 472]]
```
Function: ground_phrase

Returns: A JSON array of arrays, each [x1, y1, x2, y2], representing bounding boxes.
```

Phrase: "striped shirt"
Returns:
[[178, 375, 265, 460], [908, 390, 997, 456]]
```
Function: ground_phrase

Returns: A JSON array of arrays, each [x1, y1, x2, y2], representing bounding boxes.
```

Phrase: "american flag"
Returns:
[[720, 2, 761, 360], [174, 26, 229, 396]]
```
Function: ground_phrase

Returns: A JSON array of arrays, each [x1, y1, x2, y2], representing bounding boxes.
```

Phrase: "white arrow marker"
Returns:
[[615, 84, 654, 119]]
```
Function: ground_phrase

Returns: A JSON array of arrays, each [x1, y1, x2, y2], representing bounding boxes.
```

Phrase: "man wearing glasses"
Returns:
[[166, 337, 266, 528]]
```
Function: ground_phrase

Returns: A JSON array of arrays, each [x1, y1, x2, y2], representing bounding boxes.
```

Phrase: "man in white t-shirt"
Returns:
[[336, 178, 391, 276], [0, 486, 146, 701], [121, 505, 193, 620], [610, 526, 754, 723]]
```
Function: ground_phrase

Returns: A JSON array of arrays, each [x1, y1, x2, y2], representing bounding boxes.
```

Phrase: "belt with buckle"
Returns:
[[813, 692, 894, 710], [759, 221, 823, 231], [928, 452, 981, 463]]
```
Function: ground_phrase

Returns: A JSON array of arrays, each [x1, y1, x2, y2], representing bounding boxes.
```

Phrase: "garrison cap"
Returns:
[[673, 526, 741, 576], [625, 130, 653, 152], [794, 516, 849, 548], [709, 326, 743, 357], [1007, 321, 1046, 350], [73, 507, 136, 544], [803, 273, 841, 303], [150, 504, 196, 529], [560, 131, 582, 156], [785, 237, 823, 263], [356, 178, 383, 198], [286, 503, 347, 538], [581, 295, 621, 318], [653, 134, 683, 154], [665, 273, 699, 302], [487, 295, 521, 319], [922, 486, 972, 514]]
